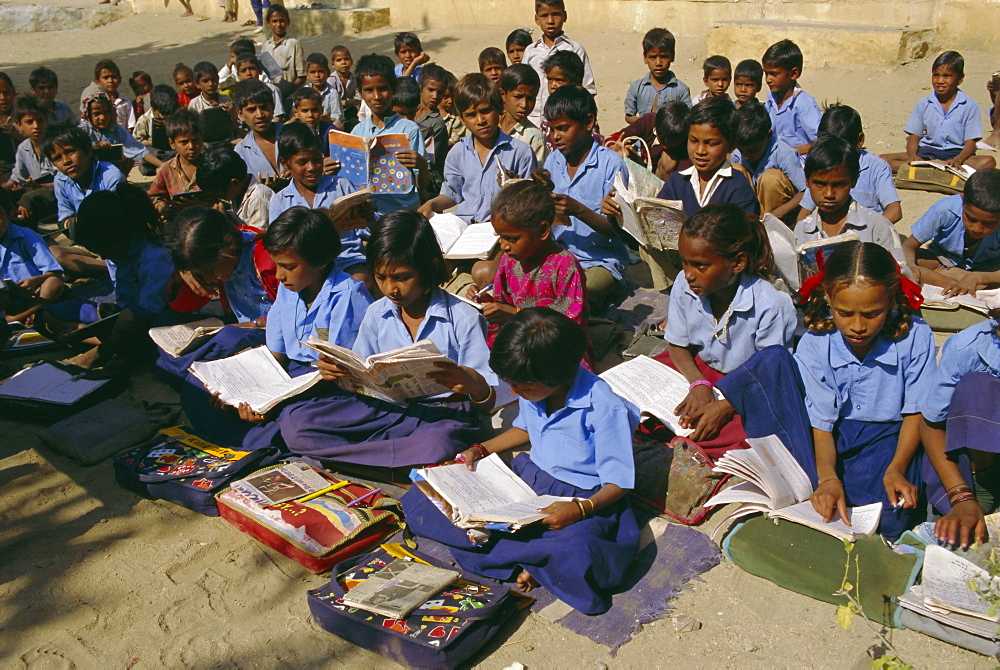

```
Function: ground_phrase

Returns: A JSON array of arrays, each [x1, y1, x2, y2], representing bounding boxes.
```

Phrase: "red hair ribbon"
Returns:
[[797, 257, 925, 310]]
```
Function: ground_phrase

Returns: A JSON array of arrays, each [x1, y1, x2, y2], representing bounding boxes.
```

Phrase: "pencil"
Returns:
[[298, 480, 349, 502]]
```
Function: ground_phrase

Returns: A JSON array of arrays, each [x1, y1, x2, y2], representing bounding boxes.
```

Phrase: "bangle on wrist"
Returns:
[[817, 477, 841, 487], [950, 493, 977, 506], [688, 379, 714, 391], [574, 498, 588, 519], [470, 443, 489, 460], [471, 386, 494, 405]]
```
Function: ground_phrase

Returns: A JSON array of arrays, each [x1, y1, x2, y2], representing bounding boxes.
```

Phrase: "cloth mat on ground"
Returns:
[[414, 515, 720, 654], [607, 286, 671, 333]]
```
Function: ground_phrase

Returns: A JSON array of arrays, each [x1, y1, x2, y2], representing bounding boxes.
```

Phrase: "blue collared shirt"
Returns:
[[1, 223, 62, 282], [624, 71, 692, 116], [440, 132, 537, 223], [105, 237, 174, 321], [313, 83, 345, 123], [795, 318, 935, 432], [11, 139, 56, 184], [351, 113, 426, 214], [354, 288, 497, 388], [731, 135, 806, 192], [904, 90, 983, 153], [394, 63, 424, 80], [48, 101, 75, 126], [513, 365, 640, 490], [764, 87, 822, 152], [544, 141, 630, 280], [663, 273, 796, 374], [225, 231, 272, 322], [922, 320, 1000, 423], [265, 268, 372, 363], [269, 175, 367, 274], [800, 150, 899, 213], [234, 123, 283, 179], [794, 202, 908, 271], [910, 194, 1000, 271], [54, 160, 126, 221], [77, 121, 148, 162]]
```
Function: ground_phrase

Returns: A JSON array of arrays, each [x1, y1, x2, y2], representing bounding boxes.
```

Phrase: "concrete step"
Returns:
[[0, 2, 131, 33], [287, 6, 390, 36], [707, 19, 935, 67]]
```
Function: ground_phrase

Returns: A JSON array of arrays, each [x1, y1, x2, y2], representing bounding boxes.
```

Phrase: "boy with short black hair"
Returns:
[[762, 39, 821, 158], [148, 109, 204, 211], [417, 64, 450, 174], [30, 67, 74, 127], [624, 27, 691, 123], [733, 59, 762, 108], [605, 100, 690, 181], [730, 100, 805, 220], [43, 125, 125, 231], [692, 55, 732, 105], [197, 145, 273, 230], [261, 3, 305, 94], [3, 97, 57, 225], [479, 47, 507, 85], [234, 80, 283, 182], [187, 61, 232, 113], [499, 64, 547, 163], [235, 52, 286, 121], [291, 87, 333, 139], [391, 76, 422, 120], [542, 50, 584, 94], [133, 85, 180, 175], [506, 29, 532, 65], [79, 60, 135, 130], [393, 32, 429, 80], [219, 38, 256, 90], [523, 0, 597, 125], [328, 45, 360, 129], [305, 52, 344, 127]]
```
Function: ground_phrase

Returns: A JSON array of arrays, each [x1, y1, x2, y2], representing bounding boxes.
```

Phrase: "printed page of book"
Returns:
[[900, 585, 1000, 638], [304, 337, 368, 370], [634, 197, 685, 251], [428, 213, 469, 255], [148, 318, 224, 357], [328, 129, 373, 187], [341, 559, 459, 619], [445, 223, 499, 260], [470, 494, 574, 525], [922, 545, 1000, 621], [369, 134, 413, 194], [188, 346, 321, 413], [797, 233, 861, 286], [0, 364, 109, 405], [418, 454, 538, 522], [611, 171, 644, 245], [231, 462, 331, 506], [705, 480, 773, 508], [920, 285, 1000, 314], [772, 500, 882, 540], [908, 160, 976, 179], [745, 435, 813, 508], [762, 213, 800, 291], [325, 187, 373, 227]]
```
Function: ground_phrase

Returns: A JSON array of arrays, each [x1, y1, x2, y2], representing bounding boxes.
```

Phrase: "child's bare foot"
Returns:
[[65, 346, 103, 370], [515, 570, 540, 593]]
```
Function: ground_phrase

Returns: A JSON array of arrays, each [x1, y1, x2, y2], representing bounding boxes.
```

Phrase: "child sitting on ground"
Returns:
[[128, 70, 153, 119], [305, 53, 344, 128], [186, 61, 232, 114], [78, 59, 135, 130], [133, 85, 181, 175], [402, 306, 640, 615], [624, 27, 691, 124], [218, 38, 256, 91], [762, 39, 822, 159], [479, 47, 507, 85], [505, 28, 532, 65], [29, 67, 75, 127], [692, 55, 732, 105], [148, 109, 203, 212], [393, 32, 429, 80], [234, 80, 284, 184], [235, 52, 287, 122], [605, 100, 690, 182], [78, 91, 157, 177], [196, 145, 273, 231], [328, 45, 360, 129], [499, 64, 547, 163], [730, 100, 805, 221], [881, 50, 995, 173], [261, 3, 305, 95], [3, 97, 57, 227], [903, 167, 1000, 293], [0, 190, 64, 324], [799, 104, 901, 223], [416, 64, 451, 177], [290, 88, 333, 140], [733, 59, 762, 108], [172, 63, 200, 108]]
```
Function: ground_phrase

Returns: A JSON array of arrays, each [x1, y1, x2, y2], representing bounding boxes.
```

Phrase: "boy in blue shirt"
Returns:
[[233, 80, 283, 184], [624, 28, 691, 123], [761, 40, 821, 161], [3, 97, 57, 227], [393, 32, 430, 80], [304, 53, 345, 128], [730, 100, 805, 221], [0, 190, 64, 324], [903, 168, 1000, 294], [29, 67, 75, 127]]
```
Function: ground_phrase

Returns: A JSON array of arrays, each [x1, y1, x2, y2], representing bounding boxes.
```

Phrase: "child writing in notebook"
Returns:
[[402, 307, 640, 615], [245, 210, 496, 470]]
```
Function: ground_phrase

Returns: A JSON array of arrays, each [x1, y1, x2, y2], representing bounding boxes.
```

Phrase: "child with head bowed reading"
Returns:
[[402, 307, 640, 615]]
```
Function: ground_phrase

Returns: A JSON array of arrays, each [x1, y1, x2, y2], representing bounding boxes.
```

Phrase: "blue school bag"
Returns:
[[112, 425, 284, 516], [307, 544, 526, 669]]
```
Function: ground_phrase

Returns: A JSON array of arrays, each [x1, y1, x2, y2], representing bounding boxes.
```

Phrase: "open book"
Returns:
[[328, 129, 413, 194], [149, 317, 224, 358], [908, 160, 976, 180], [917, 545, 1000, 622], [428, 213, 499, 260], [763, 214, 860, 291], [599, 355, 723, 438], [0, 362, 113, 406], [188, 345, 322, 414], [612, 172, 685, 251], [341, 559, 459, 619], [257, 51, 284, 80], [920, 285, 1000, 315], [319, 188, 373, 232], [705, 434, 883, 540], [415, 454, 573, 531], [304, 337, 453, 404], [495, 154, 529, 188]]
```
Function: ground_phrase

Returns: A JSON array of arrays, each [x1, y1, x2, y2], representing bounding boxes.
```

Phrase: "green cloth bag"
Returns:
[[722, 516, 923, 627]]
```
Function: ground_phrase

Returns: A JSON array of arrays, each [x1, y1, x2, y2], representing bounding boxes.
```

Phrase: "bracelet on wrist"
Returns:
[[688, 379, 714, 391], [950, 492, 977, 506], [470, 443, 489, 460], [470, 386, 494, 405], [573, 498, 588, 519], [947, 483, 973, 494]]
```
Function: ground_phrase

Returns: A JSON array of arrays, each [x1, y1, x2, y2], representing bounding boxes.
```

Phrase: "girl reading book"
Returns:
[[401, 307, 640, 615]]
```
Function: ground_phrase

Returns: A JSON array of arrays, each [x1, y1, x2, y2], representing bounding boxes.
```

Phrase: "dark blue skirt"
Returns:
[[401, 453, 640, 615]]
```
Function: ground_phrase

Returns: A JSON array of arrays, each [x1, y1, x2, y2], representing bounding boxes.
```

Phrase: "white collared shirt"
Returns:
[[681, 161, 734, 209]]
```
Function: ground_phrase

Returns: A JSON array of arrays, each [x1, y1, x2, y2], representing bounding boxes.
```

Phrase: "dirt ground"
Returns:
[[1, 5, 998, 669]]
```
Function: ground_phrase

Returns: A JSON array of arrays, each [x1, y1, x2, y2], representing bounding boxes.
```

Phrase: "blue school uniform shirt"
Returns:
[[234, 124, 283, 179], [269, 175, 367, 274], [904, 90, 983, 154], [313, 83, 344, 123], [394, 64, 424, 80], [225, 231, 272, 322], [764, 87, 822, 152], [54, 159, 126, 221], [352, 113, 426, 214], [624, 72, 692, 116], [513, 365, 640, 490], [663, 273, 796, 374], [922, 320, 1000, 423], [265, 268, 372, 363], [794, 318, 935, 433], [440, 132, 537, 223], [105, 237, 174, 321], [1, 223, 62, 282], [800, 150, 899, 213], [48, 101, 75, 127], [353, 288, 498, 388], [657, 163, 760, 217], [77, 121, 148, 162], [544, 141, 630, 281], [910, 194, 1000, 271], [731, 135, 807, 192], [10, 139, 56, 184]]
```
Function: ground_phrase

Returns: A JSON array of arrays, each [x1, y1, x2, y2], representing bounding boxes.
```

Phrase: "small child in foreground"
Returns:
[[692, 55, 732, 105], [624, 27, 690, 123]]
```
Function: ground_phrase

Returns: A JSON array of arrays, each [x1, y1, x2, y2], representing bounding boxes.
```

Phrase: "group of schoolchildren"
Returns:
[[2, 0, 1000, 619]]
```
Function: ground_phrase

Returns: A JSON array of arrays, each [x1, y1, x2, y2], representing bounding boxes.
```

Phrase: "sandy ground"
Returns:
[[2, 5, 999, 669]]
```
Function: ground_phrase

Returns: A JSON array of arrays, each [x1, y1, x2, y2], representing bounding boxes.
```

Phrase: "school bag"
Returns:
[[307, 543, 525, 669], [112, 425, 284, 516], [38, 399, 176, 465], [215, 463, 404, 573], [894, 162, 968, 196], [631, 433, 730, 524]]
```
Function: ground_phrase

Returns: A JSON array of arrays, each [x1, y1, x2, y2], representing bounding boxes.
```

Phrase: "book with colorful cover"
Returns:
[[328, 129, 413, 194]]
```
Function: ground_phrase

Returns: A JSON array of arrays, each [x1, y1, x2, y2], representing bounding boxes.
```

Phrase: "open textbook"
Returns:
[[599, 355, 723, 438], [304, 337, 453, 404], [341, 558, 459, 619], [705, 434, 883, 541], [415, 454, 573, 531], [917, 545, 1000, 622], [188, 345, 322, 414], [762, 214, 860, 291], [908, 160, 976, 180], [149, 318, 224, 358], [920, 285, 1000, 315], [428, 213, 499, 260], [328, 129, 413, 194], [611, 172, 685, 251]]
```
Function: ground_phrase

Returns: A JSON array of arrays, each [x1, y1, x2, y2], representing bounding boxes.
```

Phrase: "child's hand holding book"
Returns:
[[316, 354, 350, 381], [425, 361, 491, 403], [537, 499, 586, 531]]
